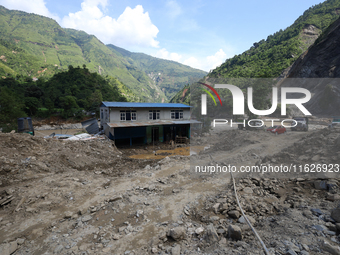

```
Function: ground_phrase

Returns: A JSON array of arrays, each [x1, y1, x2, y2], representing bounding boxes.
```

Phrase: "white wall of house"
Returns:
[[100, 107, 110, 126], [100, 107, 190, 124], [103, 123, 113, 137]]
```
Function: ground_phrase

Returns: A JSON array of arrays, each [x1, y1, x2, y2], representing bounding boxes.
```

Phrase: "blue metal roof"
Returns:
[[101, 101, 190, 108]]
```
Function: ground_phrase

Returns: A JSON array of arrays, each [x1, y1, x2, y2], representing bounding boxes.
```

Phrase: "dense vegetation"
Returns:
[[210, 0, 340, 78], [171, 0, 340, 119], [107, 45, 206, 100], [0, 6, 206, 103], [0, 66, 132, 132], [169, 84, 190, 105]]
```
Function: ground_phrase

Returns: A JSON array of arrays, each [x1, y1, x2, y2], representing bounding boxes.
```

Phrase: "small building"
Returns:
[[100, 101, 200, 146]]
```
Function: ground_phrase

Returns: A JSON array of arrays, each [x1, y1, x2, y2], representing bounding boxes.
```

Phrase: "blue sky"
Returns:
[[0, 0, 326, 71]]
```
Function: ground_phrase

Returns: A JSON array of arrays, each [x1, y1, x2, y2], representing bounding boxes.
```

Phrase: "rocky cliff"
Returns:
[[280, 17, 340, 116]]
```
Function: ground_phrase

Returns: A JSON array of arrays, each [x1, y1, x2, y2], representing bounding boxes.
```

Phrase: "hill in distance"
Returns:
[[0, 6, 206, 103], [107, 44, 206, 102]]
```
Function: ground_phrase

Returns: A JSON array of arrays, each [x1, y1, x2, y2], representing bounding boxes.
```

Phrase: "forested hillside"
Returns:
[[107, 44, 206, 100], [171, 0, 340, 110], [0, 6, 206, 102], [210, 0, 340, 78], [0, 66, 133, 132]]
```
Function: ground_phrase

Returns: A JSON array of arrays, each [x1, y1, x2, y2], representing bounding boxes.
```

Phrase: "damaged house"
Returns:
[[100, 102, 201, 146]]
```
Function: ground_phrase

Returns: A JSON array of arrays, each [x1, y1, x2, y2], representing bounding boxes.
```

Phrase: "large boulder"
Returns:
[[331, 209, 340, 223], [228, 224, 242, 241], [167, 227, 186, 241]]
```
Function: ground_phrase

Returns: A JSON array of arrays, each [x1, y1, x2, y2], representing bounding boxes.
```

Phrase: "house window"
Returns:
[[149, 110, 160, 120], [101, 109, 104, 119], [131, 112, 137, 121], [105, 109, 109, 121], [171, 110, 183, 119], [120, 111, 126, 121], [120, 110, 137, 121]]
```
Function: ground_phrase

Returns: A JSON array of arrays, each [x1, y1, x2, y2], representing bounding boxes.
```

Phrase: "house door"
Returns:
[[152, 127, 159, 142]]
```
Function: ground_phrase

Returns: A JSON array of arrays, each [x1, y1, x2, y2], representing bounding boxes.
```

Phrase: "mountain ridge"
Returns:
[[0, 5, 206, 102], [107, 44, 206, 101], [278, 17, 340, 116], [209, 0, 340, 79], [171, 0, 340, 107]]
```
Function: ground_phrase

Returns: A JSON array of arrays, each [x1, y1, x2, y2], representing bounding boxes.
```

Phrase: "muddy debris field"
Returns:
[[0, 126, 340, 255]]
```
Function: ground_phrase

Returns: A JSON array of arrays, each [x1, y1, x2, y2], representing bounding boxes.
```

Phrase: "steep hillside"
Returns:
[[279, 17, 340, 116], [0, 6, 63, 77], [107, 44, 206, 100], [171, 0, 340, 105], [286, 17, 340, 78], [169, 84, 190, 105], [210, 0, 340, 79], [63, 28, 161, 102], [0, 66, 133, 131], [0, 6, 206, 102]]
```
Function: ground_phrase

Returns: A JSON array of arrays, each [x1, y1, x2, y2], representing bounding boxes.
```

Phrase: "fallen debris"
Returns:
[[0, 196, 13, 206], [0, 124, 338, 255], [13, 197, 25, 212]]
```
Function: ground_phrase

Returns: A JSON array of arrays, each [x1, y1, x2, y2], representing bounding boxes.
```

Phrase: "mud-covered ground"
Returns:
[[0, 124, 340, 255]]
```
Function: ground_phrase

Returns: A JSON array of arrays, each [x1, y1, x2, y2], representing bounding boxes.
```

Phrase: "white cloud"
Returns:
[[206, 49, 227, 70], [155, 48, 182, 62], [183, 49, 227, 71], [183, 56, 199, 69], [0, 0, 60, 21], [61, 1, 159, 48], [153, 48, 227, 72]]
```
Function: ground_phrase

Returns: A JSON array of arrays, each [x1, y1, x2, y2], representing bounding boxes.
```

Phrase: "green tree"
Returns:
[[60, 95, 79, 118], [87, 89, 103, 116], [24, 85, 44, 99], [45, 98, 54, 113], [60, 96, 79, 110], [24, 97, 40, 116], [0, 87, 26, 132]]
